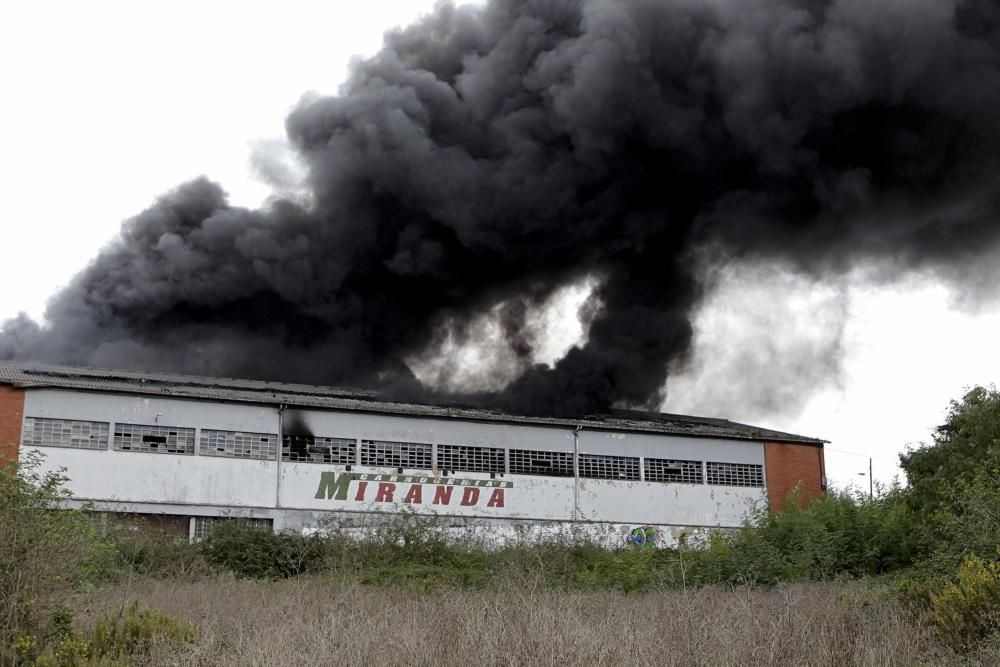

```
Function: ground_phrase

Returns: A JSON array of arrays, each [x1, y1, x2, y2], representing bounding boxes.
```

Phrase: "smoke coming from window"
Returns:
[[4, 0, 1000, 416]]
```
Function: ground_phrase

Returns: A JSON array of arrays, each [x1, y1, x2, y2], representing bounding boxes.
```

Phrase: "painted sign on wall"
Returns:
[[314, 472, 511, 508]]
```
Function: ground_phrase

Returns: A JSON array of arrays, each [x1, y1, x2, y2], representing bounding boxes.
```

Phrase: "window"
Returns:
[[509, 449, 574, 477], [644, 458, 703, 484], [191, 516, 272, 541], [22, 417, 109, 450], [360, 440, 432, 470], [437, 444, 505, 474], [578, 454, 640, 480], [114, 423, 195, 455], [200, 429, 277, 460], [706, 462, 764, 487], [282, 435, 356, 464]]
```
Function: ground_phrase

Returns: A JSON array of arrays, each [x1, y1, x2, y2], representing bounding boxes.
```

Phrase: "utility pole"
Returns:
[[858, 458, 874, 500]]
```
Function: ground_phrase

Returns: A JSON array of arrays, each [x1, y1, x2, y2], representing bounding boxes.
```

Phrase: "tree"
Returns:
[[899, 386, 1000, 567]]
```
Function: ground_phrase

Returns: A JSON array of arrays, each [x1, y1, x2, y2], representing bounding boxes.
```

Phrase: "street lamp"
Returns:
[[856, 457, 873, 499]]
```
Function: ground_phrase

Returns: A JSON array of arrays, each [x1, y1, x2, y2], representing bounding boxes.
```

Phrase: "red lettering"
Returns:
[[486, 489, 505, 508], [354, 481, 368, 501], [460, 487, 480, 506], [403, 485, 422, 504], [433, 486, 453, 505], [375, 483, 396, 502]]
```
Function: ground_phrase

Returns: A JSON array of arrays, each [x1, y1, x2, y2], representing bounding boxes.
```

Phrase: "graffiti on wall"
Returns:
[[626, 525, 663, 549]]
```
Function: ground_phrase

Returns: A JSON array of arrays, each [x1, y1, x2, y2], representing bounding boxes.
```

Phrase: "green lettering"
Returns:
[[314, 472, 353, 500]]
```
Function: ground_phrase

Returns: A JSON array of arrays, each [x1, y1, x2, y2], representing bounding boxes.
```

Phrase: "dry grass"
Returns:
[[72, 575, 997, 666]]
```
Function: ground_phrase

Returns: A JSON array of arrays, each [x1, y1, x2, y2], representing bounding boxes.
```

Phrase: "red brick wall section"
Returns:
[[0, 385, 25, 466], [764, 441, 826, 511]]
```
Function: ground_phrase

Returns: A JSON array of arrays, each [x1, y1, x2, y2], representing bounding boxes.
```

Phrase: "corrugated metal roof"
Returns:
[[0, 360, 825, 445]]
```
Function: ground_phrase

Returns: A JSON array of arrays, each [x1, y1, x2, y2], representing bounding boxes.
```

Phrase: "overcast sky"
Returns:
[[4, 0, 999, 490]]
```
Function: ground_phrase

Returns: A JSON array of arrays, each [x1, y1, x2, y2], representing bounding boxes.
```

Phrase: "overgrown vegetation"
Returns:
[[12, 601, 196, 666], [3, 386, 1000, 662], [0, 452, 110, 663], [0, 454, 199, 665]]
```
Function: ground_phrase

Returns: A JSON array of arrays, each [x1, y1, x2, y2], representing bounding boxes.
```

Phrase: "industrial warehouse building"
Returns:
[[0, 361, 825, 545]]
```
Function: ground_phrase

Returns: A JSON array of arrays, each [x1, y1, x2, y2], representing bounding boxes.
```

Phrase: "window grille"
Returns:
[[644, 458, 703, 484], [113, 423, 195, 455], [360, 440, 432, 470], [282, 435, 356, 464], [436, 444, 505, 474], [706, 461, 764, 487], [200, 429, 278, 460], [578, 454, 640, 480], [22, 417, 109, 450], [508, 449, 574, 477], [191, 516, 272, 541]]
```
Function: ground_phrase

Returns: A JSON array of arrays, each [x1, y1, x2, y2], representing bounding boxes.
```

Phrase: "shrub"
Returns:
[[569, 547, 655, 593], [929, 554, 1000, 651], [360, 563, 492, 589], [14, 602, 197, 665], [0, 451, 112, 658], [199, 522, 326, 579], [90, 601, 197, 659], [661, 487, 918, 588], [108, 529, 208, 579]]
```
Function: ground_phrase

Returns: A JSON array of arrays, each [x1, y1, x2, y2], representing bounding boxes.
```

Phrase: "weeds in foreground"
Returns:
[[12, 602, 196, 666], [77, 577, 992, 666]]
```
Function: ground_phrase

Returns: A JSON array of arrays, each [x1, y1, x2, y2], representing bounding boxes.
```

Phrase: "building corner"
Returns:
[[763, 441, 826, 511], [0, 384, 25, 466]]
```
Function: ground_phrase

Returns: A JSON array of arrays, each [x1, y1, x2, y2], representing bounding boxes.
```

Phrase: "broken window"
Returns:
[[508, 449, 574, 477], [191, 516, 273, 541], [705, 461, 764, 487], [22, 417, 109, 450], [113, 423, 195, 455], [578, 454, 640, 481], [644, 458, 703, 484], [281, 435, 356, 464], [436, 444, 505, 474], [359, 440, 432, 470], [200, 429, 278, 461]]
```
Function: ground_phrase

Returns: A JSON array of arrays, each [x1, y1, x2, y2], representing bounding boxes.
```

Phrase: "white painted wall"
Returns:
[[28, 447, 276, 508], [575, 477, 764, 526], [578, 430, 763, 464], [293, 408, 573, 451], [24, 388, 279, 433]]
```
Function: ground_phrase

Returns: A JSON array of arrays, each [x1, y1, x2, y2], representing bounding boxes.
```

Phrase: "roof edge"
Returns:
[[0, 360, 826, 445]]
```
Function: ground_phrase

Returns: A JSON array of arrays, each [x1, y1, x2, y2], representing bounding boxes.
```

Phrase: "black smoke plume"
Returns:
[[4, 0, 1000, 416], [283, 411, 314, 461]]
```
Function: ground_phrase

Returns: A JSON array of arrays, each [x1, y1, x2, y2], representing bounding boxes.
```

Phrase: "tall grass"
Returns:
[[75, 576, 968, 667]]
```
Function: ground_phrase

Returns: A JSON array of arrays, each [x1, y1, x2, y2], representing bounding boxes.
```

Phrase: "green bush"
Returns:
[[108, 529, 208, 579], [199, 522, 326, 579], [90, 601, 197, 659], [929, 554, 1000, 651], [360, 563, 492, 589], [664, 486, 919, 587], [14, 602, 197, 666], [0, 452, 113, 659], [569, 548, 655, 593]]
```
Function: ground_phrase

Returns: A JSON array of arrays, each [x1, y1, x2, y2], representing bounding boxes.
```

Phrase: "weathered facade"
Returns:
[[1, 361, 825, 546]]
